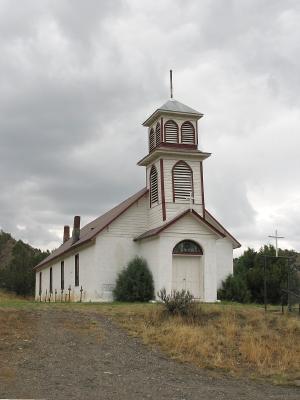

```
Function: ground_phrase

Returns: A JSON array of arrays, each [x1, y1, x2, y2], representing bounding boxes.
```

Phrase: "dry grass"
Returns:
[[107, 303, 300, 385]]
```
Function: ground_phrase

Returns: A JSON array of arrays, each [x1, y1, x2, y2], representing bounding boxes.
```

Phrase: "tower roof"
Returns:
[[143, 98, 203, 127]]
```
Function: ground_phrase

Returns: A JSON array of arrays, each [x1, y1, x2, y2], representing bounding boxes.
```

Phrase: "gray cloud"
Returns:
[[0, 0, 299, 254]]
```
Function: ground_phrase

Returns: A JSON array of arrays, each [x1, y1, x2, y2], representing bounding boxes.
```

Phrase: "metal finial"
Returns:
[[170, 69, 173, 99]]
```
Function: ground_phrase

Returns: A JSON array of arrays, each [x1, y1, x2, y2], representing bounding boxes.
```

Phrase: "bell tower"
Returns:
[[138, 74, 211, 229]]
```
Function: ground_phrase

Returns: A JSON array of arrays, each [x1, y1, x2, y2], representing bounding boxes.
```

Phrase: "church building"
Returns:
[[34, 93, 240, 302]]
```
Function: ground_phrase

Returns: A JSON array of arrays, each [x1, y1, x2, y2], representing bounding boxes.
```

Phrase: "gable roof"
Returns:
[[34, 187, 148, 270], [143, 99, 203, 126], [134, 209, 226, 241], [134, 208, 241, 249]]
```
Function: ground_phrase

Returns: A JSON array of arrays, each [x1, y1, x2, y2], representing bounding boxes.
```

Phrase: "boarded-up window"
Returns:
[[61, 261, 64, 290], [49, 267, 53, 293], [149, 128, 155, 152], [164, 120, 178, 143], [75, 254, 79, 287], [155, 122, 161, 146], [181, 121, 195, 144], [150, 166, 158, 206], [172, 161, 193, 202], [39, 271, 42, 295]]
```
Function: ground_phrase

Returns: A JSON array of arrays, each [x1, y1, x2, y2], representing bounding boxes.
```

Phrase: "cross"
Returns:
[[170, 69, 173, 99], [268, 229, 284, 258]]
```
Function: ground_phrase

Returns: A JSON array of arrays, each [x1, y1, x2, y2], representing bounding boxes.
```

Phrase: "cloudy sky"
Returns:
[[0, 0, 299, 254]]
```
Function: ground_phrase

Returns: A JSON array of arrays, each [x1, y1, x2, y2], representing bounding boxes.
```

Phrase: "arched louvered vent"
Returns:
[[181, 121, 195, 144], [149, 128, 155, 152], [164, 120, 179, 143], [150, 166, 159, 206], [155, 122, 161, 146], [172, 161, 193, 202]]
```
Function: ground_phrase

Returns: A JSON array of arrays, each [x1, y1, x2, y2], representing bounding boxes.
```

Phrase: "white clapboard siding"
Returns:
[[181, 121, 195, 144], [173, 162, 193, 201], [164, 120, 178, 143], [149, 128, 155, 151], [155, 122, 161, 146]]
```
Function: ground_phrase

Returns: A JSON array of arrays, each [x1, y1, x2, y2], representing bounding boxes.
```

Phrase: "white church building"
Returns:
[[35, 96, 240, 302]]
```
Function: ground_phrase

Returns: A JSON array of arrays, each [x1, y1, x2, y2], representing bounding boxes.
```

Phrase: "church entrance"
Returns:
[[172, 240, 203, 299]]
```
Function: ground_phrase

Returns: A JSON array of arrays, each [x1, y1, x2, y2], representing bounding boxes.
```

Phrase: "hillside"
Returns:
[[0, 230, 50, 295]]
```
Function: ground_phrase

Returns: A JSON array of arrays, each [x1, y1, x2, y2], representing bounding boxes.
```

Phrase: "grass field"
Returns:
[[1, 291, 299, 385]]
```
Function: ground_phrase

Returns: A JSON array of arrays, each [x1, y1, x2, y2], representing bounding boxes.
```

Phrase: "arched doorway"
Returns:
[[172, 240, 203, 299]]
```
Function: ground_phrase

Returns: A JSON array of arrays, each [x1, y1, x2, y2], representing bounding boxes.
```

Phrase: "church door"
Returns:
[[172, 240, 203, 299]]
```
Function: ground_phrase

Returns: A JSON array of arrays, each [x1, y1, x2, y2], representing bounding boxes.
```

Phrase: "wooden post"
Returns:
[[287, 258, 291, 312], [264, 256, 267, 312], [54, 289, 57, 302], [80, 286, 83, 303], [45, 289, 47, 303], [61, 289, 64, 302], [68, 286, 71, 302]]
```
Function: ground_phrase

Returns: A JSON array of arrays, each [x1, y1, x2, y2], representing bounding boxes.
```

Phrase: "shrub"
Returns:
[[218, 274, 251, 303], [113, 256, 154, 302], [158, 288, 195, 316]]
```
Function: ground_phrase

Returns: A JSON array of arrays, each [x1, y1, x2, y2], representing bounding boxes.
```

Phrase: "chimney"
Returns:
[[63, 225, 70, 243], [72, 216, 81, 243]]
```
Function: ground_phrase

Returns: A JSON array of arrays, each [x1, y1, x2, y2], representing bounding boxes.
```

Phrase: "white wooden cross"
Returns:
[[268, 229, 284, 258]]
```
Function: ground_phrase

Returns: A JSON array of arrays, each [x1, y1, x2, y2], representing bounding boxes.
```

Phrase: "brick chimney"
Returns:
[[72, 216, 81, 243], [63, 225, 70, 243]]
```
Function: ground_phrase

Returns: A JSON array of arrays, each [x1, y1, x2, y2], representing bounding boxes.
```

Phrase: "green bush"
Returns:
[[217, 274, 251, 303], [158, 288, 195, 316], [113, 256, 154, 302]]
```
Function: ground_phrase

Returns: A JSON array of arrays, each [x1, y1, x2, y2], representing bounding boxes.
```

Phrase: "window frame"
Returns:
[[180, 121, 195, 144], [173, 240, 203, 255], [149, 165, 159, 207], [172, 160, 194, 203], [164, 120, 179, 143], [49, 267, 53, 293], [75, 254, 79, 287], [61, 261, 64, 290]]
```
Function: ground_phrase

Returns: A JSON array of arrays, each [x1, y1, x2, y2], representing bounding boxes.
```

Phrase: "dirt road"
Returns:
[[0, 308, 299, 399]]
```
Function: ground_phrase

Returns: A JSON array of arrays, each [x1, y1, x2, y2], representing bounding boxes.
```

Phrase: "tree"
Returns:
[[218, 245, 299, 304], [113, 256, 154, 302]]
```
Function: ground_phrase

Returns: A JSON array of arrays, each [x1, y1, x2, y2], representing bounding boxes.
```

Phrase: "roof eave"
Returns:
[[137, 149, 211, 166], [142, 109, 203, 127]]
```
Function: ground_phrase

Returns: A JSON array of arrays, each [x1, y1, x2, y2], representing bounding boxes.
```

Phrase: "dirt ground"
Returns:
[[0, 307, 299, 400]]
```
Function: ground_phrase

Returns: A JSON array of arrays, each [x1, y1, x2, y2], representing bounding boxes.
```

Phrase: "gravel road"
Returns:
[[0, 308, 299, 400]]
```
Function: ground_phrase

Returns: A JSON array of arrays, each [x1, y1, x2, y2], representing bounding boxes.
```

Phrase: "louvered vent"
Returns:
[[150, 166, 158, 205], [155, 122, 161, 146], [164, 120, 178, 143], [173, 161, 193, 202], [181, 121, 195, 144], [149, 128, 155, 152]]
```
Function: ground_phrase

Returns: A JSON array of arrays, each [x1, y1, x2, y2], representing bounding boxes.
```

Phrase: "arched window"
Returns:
[[164, 120, 179, 143], [150, 166, 158, 206], [155, 122, 161, 146], [181, 121, 195, 144], [149, 128, 155, 152], [173, 240, 203, 255], [172, 161, 193, 202]]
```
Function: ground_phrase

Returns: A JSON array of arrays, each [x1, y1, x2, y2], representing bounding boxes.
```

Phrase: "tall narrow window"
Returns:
[[49, 267, 53, 293], [155, 122, 161, 146], [61, 261, 64, 290], [75, 254, 79, 287], [150, 165, 158, 206], [172, 161, 193, 202], [39, 271, 42, 295], [164, 120, 179, 143], [149, 128, 155, 152], [181, 121, 195, 144]]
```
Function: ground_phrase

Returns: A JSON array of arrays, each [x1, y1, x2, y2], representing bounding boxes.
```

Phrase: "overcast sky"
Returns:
[[0, 0, 299, 254]]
